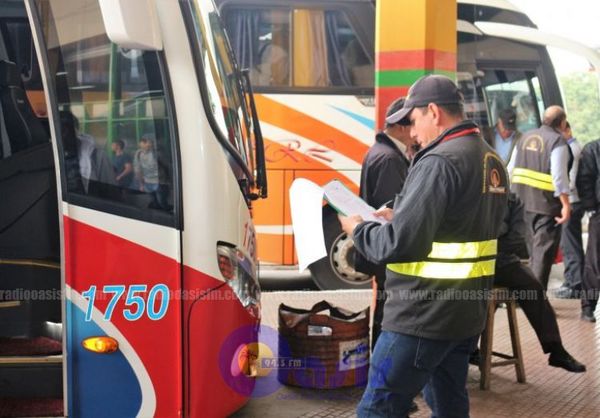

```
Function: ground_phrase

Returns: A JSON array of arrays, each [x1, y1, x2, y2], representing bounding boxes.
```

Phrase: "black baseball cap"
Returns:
[[385, 97, 410, 126], [386, 75, 463, 124], [498, 108, 517, 130]]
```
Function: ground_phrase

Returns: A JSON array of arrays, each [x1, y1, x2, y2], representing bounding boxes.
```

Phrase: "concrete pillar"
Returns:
[[375, 0, 457, 129]]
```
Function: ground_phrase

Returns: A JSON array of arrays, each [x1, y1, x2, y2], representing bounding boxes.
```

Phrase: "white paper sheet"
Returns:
[[323, 180, 386, 224], [289, 178, 388, 273], [289, 178, 327, 272]]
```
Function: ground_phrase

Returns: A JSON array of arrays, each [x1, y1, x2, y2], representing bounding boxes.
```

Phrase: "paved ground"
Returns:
[[232, 265, 599, 417]]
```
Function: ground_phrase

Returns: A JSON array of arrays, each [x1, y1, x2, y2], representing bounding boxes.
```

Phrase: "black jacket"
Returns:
[[497, 193, 529, 269], [359, 132, 410, 209], [353, 121, 508, 340], [576, 139, 600, 212], [356, 133, 410, 276]]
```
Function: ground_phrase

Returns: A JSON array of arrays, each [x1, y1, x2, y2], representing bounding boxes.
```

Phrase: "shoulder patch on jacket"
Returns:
[[483, 152, 508, 194], [522, 134, 544, 153]]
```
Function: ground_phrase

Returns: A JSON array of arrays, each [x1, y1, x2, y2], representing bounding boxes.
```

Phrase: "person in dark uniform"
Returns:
[[555, 122, 584, 299], [511, 105, 571, 290], [358, 96, 416, 349], [576, 138, 600, 322], [483, 193, 585, 371], [340, 75, 508, 418]]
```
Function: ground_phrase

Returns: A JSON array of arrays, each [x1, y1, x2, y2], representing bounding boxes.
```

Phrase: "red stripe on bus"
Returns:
[[63, 216, 182, 417]]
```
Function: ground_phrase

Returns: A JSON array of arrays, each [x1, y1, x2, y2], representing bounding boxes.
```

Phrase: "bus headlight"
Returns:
[[217, 244, 261, 318]]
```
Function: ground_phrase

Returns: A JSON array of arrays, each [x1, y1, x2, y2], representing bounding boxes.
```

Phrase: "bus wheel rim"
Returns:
[[329, 233, 371, 285]]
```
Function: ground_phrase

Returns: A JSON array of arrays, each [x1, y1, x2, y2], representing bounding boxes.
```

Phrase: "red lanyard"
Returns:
[[440, 127, 480, 143]]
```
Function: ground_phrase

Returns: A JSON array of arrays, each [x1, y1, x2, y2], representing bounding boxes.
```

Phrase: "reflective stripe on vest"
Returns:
[[387, 239, 497, 280], [512, 167, 555, 192]]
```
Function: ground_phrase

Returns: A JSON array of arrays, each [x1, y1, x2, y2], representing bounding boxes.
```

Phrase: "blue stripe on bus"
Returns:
[[331, 106, 375, 130], [66, 299, 142, 417]]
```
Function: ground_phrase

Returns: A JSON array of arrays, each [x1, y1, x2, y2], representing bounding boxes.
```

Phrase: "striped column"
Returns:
[[375, 0, 457, 129]]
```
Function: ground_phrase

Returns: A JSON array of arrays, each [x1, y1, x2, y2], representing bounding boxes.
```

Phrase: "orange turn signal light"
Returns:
[[82, 336, 119, 354]]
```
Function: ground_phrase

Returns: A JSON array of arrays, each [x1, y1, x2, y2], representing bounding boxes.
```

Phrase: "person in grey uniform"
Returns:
[[510, 105, 571, 290]]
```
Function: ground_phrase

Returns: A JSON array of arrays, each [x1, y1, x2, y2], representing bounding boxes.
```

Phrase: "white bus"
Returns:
[[0, 0, 266, 416], [216, 0, 600, 289]]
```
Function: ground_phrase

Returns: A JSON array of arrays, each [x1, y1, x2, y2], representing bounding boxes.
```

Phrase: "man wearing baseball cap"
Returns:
[[357, 96, 416, 352], [339, 75, 508, 417], [483, 108, 521, 163]]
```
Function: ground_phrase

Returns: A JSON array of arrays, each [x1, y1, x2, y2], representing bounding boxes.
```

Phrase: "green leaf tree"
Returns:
[[560, 72, 600, 144]]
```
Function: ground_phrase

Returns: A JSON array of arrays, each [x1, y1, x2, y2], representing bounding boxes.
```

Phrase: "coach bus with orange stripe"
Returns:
[[216, 0, 600, 289], [0, 0, 266, 417]]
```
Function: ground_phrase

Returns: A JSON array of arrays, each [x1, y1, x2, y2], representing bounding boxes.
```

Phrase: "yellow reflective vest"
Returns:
[[353, 121, 508, 340], [511, 125, 567, 216]]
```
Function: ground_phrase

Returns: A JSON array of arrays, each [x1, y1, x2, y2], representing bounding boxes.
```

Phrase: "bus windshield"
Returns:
[[184, 0, 256, 178]]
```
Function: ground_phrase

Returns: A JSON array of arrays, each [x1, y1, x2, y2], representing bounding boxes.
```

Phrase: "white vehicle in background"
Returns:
[[216, 0, 600, 289], [0, 0, 266, 417]]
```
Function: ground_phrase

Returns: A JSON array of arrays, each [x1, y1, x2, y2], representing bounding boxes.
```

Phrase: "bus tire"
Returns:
[[308, 205, 372, 290]]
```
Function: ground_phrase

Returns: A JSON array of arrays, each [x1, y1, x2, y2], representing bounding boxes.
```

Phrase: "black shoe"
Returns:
[[468, 349, 480, 366], [581, 307, 596, 322], [548, 349, 586, 373]]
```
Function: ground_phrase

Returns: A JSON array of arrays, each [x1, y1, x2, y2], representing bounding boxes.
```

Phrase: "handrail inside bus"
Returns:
[[475, 21, 600, 96]]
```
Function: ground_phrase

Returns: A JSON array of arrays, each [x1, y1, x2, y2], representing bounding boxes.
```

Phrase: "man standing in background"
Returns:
[[511, 105, 571, 289], [111, 139, 134, 189], [358, 96, 416, 349], [484, 108, 521, 163], [556, 122, 584, 298], [576, 138, 600, 322]]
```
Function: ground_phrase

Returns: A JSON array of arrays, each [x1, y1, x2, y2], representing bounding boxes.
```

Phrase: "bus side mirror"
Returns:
[[98, 0, 163, 50]]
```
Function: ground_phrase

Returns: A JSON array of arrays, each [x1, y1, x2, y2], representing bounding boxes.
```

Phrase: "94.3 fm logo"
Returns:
[[218, 324, 369, 398]]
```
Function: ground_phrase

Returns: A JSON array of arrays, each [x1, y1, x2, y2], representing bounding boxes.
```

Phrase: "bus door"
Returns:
[[478, 68, 545, 132], [25, 0, 183, 416], [456, 9, 563, 135], [0, 1, 62, 415], [179, 1, 264, 416]]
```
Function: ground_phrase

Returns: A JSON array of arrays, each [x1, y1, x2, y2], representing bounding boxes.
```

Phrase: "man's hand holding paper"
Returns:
[[339, 206, 393, 236], [374, 207, 394, 221], [338, 213, 364, 236], [289, 178, 389, 272]]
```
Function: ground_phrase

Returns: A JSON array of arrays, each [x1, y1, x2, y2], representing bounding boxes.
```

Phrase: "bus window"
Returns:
[[224, 9, 291, 87], [482, 69, 541, 133], [185, 2, 255, 174], [38, 0, 177, 224], [0, 14, 48, 158], [3, 22, 46, 117], [223, 7, 373, 88], [457, 71, 488, 127], [531, 76, 546, 121]]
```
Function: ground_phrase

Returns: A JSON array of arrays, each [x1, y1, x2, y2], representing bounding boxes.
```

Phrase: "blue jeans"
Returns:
[[357, 331, 478, 418]]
